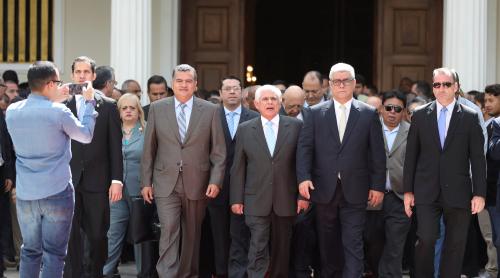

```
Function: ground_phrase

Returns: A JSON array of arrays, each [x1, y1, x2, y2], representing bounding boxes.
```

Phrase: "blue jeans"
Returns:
[[16, 185, 74, 278]]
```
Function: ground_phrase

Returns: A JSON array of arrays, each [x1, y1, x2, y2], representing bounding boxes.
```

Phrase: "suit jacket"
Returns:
[[0, 112, 15, 189], [140, 96, 226, 200], [68, 91, 123, 192], [487, 118, 500, 206], [143, 104, 150, 121], [230, 116, 303, 217], [384, 120, 410, 199], [403, 101, 486, 208], [123, 123, 145, 196], [210, 106, 259, 206], [296, 99, 386, 205]]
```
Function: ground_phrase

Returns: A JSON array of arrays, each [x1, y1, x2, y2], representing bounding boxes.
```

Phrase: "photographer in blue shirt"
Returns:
[[5, 61, 97, 278]]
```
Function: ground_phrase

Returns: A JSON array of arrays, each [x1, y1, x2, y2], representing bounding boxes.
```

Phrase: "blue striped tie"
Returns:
[[178, 103, 187, 142]]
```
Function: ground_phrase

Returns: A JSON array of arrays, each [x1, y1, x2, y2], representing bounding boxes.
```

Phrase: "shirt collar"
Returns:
[[28, 93, 49, 101], [436, 98, 456, 113], [224, 105, 242, 115], [261, 114, 280, 126], [333, 97, 353, 111], [174, 96, 194, 109], [383, 122, 400, 133]]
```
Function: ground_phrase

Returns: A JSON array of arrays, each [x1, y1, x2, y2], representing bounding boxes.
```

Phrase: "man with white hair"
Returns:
[[297, 63, 386, 277], [231, 85, 307, 277]]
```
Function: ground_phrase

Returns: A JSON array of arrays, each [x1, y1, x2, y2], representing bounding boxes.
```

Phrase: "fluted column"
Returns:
[[443, 0, 497, 92]]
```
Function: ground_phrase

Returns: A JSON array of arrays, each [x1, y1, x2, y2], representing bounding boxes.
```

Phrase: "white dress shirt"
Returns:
[[436, 98, 456, 137], [261, 115, 280, 139], [333, 98, 353, 130], [174, 96, 194, 129], [224, 105, 242, 138]]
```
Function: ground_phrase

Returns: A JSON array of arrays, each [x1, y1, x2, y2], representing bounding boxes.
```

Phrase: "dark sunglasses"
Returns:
[[432, 82, 453, 89], [384, 104, 403, 113]]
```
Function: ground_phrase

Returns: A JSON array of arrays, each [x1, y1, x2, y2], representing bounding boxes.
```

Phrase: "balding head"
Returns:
[[302, 71, 324, 106], [282, 85, 305, 117]]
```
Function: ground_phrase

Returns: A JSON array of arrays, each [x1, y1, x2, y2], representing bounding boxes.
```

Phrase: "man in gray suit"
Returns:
[[230, 85, 308, 277], [377, 90, 411, 277], [141, 64, 226, 277]]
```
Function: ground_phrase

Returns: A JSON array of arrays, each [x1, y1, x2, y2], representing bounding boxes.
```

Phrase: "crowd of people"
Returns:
[[0, 56, 499, 278]]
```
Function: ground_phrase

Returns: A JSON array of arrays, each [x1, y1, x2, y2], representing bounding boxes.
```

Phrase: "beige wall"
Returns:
[[60, 0, 111, 83], [497, 1, 500, 82]]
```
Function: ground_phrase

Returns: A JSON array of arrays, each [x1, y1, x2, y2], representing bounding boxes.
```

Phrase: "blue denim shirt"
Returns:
[[6, 94, 98, 200]]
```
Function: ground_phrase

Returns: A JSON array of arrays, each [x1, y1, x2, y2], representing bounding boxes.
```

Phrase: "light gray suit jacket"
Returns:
[[384, 120, 410, 200], [140, 96, 226, 200]]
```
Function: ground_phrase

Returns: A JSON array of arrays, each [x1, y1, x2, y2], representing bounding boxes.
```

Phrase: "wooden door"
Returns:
[[374, 0, 443, 91], [180, 0, 245, 91]]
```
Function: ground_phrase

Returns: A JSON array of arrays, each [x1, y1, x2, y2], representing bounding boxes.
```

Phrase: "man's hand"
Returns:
[[297, 200, 310, 214], [231, 204, 244, 215], [108, 182, 122, 202], [10, 188, 16, 203], [299, 180, 315, 200], [142, 186, 154, 204], [404, 192, 415, 217], [206, 184, 220, 198], [471, 196, 485, 214], [3, 179, 12, 192], [368, 190, 384, 207], [82, 81, 95, 101]]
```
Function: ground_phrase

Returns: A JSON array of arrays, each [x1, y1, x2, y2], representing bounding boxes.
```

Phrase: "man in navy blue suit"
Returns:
[[296, 62, 386, 277]]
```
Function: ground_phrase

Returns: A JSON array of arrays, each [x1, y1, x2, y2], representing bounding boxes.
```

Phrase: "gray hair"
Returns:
[[329, 63, 355, 80], [172, 64, 197, 81], [255, 84, 282, 101], [432, 67, 456, 82]]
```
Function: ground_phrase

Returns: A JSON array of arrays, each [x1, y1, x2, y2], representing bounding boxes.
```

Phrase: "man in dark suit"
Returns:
[[403, 67, 486, 278], [64, 56, 123, 278], [0, 109, 14, 278], [296, 62, 386, 278], [231, 85, 307, 277], [142, 75, 170, 121], [141, 64, 226, 277], [200, 76, 258, 278], [375, 90, 411, 277]]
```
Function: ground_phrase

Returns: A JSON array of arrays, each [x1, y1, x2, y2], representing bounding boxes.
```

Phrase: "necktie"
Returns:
[[227, 112, 236, 139], [264, 121, 276, 155], [438, 107, 447, 147], [338, 104, 347, 142], [178, 103, 187, 143]]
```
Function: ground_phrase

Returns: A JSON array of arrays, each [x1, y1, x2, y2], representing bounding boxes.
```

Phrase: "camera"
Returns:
[[68, 83, 88, 95]]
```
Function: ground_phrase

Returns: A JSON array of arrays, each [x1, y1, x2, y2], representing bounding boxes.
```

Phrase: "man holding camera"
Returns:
[[64, 56, 123, 278], [6, 61, 97, 278]]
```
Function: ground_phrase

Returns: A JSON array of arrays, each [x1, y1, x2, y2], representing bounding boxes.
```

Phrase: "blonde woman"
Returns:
[[103, 93, 148, 277]]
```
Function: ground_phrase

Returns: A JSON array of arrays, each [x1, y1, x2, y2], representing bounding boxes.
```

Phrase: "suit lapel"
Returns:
[[443, 102, 462, 151], [67, 96, 78, 117], [325, 101, 341, 145], [184, 98, 203, 143], [273, 116, 290, 157], [340, 99, 360, 150], [427, 102, 442, 150], [219, 106, 232, 142], [165, 98, 182, 143], [252, 117, 272, 159], [389, 122, 409, 155]]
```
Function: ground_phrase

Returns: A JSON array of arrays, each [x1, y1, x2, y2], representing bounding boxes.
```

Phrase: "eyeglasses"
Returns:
[[49, 80, 63, 87], [221, 86, 241, 92], [384, 104, 403, 113], [331, 78, 354, 87], [432, 82, 453, 89]]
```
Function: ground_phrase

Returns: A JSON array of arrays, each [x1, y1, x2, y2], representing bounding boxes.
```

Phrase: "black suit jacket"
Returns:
[[487, 118, 500, 206], [143, 104, 150, 121], [403, 101, 486, 208], [210, 106, 259, 206], [230, 115, 303, 217], [296, 99, 386, 205], [0, 112, 15, 189], [67, 91, 123, 192]]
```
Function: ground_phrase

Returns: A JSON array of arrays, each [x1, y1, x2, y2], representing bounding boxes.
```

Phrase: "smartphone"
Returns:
[[68, 83, 87, 95]]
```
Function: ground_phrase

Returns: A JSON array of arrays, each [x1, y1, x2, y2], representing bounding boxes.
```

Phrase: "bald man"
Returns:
[[282, 86, 306, 120], [302, 71, 325, 107]]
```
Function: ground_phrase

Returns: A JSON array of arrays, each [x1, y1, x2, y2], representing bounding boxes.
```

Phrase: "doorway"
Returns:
[[246, 0, 375, 86]]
